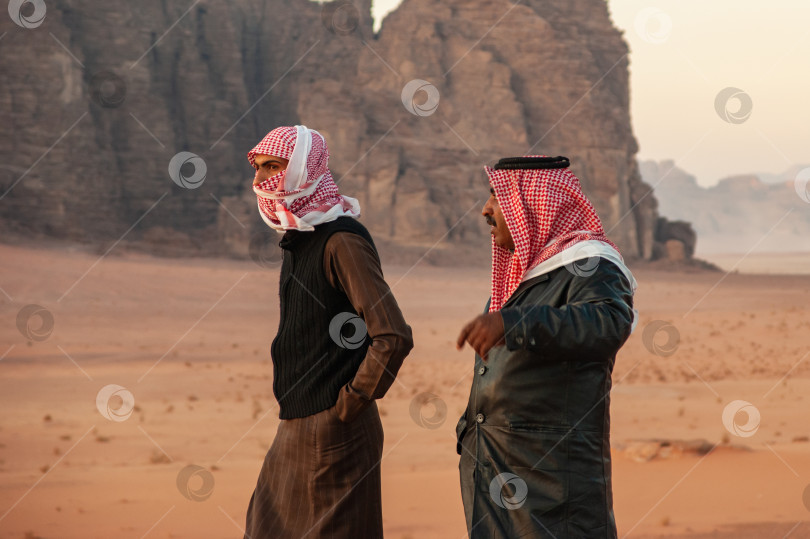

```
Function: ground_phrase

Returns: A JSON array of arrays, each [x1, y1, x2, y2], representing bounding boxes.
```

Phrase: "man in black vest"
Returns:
[[455, 156, 637, 538], [243, 125, 413, 539]]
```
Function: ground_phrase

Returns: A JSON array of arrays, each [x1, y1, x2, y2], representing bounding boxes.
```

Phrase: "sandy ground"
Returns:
[[699, 252, 810, 276], [1, 243, 809, 538]]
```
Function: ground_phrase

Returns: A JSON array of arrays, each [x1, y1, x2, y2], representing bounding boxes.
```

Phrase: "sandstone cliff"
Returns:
[[1, 0, 665, 263]]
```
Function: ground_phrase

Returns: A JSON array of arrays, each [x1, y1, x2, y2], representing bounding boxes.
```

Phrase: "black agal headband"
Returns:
[[492, 156, 570, 170]]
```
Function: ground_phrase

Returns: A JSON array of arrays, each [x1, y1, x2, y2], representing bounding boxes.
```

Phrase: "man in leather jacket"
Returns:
[[456, 156, 637, 538]]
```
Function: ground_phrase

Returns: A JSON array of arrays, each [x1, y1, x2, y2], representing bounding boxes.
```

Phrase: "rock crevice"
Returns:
[[1, 0, 668, 262]]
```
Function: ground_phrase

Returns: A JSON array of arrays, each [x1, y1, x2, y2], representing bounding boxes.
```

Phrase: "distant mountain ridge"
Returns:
[[640, 160, 810, 254], [755, 165, 810, 185]]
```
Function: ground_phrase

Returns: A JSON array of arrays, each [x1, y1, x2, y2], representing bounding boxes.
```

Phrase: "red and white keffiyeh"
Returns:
[[248, 125, 361, 231], [486, 158, 632, 312]]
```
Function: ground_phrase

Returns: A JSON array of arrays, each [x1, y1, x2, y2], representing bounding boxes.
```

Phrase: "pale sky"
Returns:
[[370, 0, 810, 186]]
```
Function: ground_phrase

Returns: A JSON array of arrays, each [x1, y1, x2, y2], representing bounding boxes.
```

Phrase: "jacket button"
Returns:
[[478, 366, 487, 375], [529, 338, 536, 346], [476, 413, 485, 424]]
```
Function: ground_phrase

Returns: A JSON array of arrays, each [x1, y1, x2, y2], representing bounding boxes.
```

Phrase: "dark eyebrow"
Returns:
[[260, 159, 284, 166]]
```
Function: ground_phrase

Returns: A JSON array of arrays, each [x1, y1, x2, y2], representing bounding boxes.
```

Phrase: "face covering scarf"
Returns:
[[485, 156, 637, 314], [248, 125, 361, 232]]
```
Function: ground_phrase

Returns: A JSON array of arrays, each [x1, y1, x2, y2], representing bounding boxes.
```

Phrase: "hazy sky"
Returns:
[[371, 0, 809, 186]]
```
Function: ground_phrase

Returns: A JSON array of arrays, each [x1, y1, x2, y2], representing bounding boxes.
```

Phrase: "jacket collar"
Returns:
[[502, 272, 550, 309]]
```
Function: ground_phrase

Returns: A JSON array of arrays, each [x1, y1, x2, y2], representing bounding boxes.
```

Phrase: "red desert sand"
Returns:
[[1, 243, 809, 538]]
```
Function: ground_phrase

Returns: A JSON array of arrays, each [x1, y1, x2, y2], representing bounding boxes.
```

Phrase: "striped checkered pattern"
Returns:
[[248, 125, 360, 231], [485, 159, 618, 311]]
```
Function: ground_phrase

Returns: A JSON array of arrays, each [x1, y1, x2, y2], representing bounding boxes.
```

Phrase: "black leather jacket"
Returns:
[[457, 259, 634, 538]]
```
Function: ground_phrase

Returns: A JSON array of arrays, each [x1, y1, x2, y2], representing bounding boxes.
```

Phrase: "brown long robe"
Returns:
[[244, 231, 412, 538]]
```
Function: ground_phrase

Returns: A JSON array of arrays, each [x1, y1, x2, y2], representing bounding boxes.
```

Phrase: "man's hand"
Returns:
[[456, 312, 505, 360]]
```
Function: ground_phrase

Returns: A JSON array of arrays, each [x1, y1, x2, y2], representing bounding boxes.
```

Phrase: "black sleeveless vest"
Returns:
[[271, 217, 375, 419]]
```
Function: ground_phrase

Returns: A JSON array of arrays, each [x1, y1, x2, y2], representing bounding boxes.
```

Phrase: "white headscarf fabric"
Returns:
[[248, 125, 361, 232]]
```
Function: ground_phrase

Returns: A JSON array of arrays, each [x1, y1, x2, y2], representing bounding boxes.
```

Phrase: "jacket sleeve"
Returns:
[[323, 231, 414, 421], [499, 260, 634, 361]]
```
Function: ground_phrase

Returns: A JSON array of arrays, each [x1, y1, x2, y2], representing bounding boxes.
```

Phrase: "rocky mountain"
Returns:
[[756, 165, 810, 186], [1, 0, 676, 263], [640, 160, 810, 254]]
